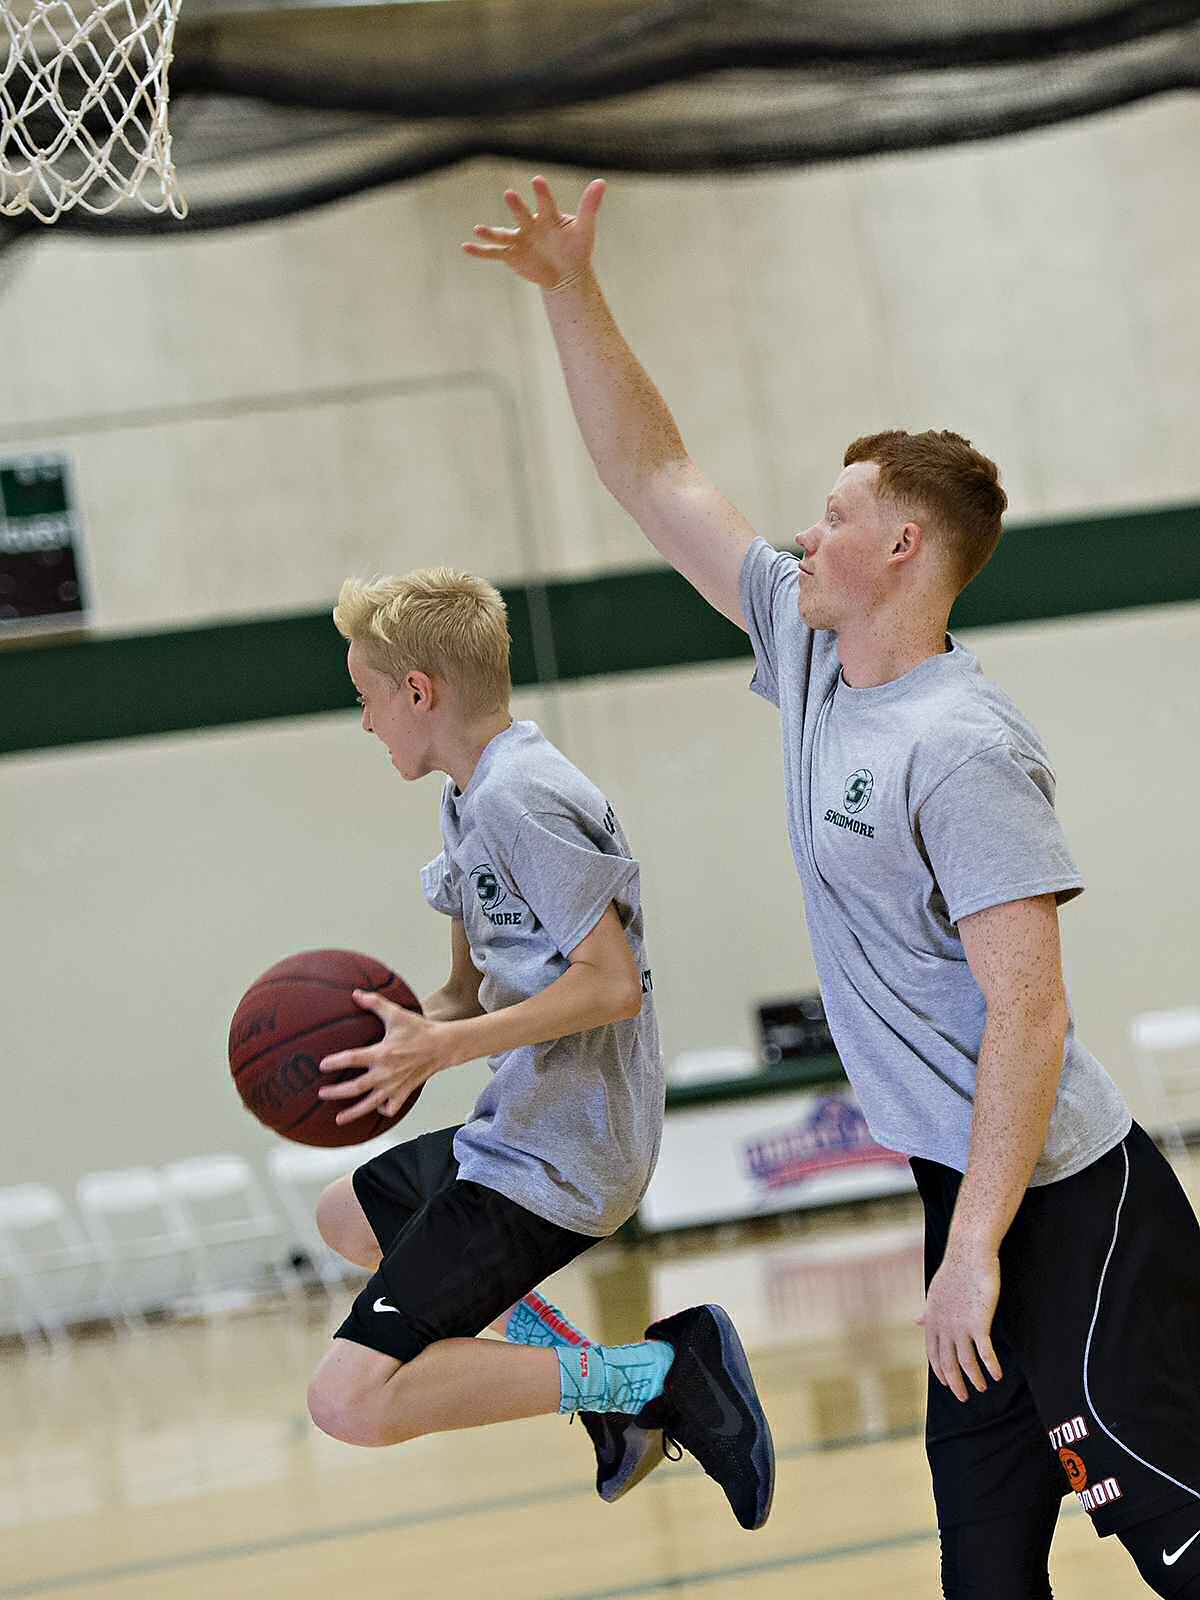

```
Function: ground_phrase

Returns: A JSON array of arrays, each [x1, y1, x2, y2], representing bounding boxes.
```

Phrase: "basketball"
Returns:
[[228, 949, 423, 1147]]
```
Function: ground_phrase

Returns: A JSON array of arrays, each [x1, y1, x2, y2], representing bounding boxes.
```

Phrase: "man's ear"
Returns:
[[891, 520, 923, 563]]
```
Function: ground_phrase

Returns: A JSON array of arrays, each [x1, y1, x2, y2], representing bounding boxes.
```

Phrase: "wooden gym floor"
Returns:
[[0, 1194, 1151, 1599]]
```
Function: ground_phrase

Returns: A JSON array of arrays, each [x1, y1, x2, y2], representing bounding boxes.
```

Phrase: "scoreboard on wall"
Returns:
[[0, 454, 87, 635]]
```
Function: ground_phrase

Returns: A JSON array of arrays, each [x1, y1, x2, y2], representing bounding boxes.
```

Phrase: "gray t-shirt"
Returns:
[[740, 537, 1130, 1184], [420, 720, 664, 1236]]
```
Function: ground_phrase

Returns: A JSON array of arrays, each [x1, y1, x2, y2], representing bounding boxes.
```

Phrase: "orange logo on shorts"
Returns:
[[1059, 1448, 1088, 1491]]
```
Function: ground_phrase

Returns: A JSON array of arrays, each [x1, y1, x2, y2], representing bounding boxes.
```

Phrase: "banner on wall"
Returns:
[[638, 1084, 914, 1233], [0, 454, 88, 635]]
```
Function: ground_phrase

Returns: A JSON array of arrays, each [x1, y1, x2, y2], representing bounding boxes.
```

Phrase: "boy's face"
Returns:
[[346, 640, 430, 780]]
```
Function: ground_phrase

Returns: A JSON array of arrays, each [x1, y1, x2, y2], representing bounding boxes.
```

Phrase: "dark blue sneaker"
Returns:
[[578, 1410, 679, 1502], [634, 1303, 775, 1530]]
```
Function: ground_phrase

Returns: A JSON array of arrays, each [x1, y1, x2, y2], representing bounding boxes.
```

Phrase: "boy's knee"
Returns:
[[307, 1369, 365, 1445], [315, 1177, 381, 1269], [307, 1341, 413, 1448], [307, 1364, 388, 1446]]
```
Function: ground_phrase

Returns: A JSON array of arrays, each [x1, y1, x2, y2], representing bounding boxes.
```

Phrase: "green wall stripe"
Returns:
[[950, 502, 1200, 629], [1, 503, 1196, 757]]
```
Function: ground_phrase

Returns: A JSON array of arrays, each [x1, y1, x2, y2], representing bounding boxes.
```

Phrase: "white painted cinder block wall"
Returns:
[[2, 100, 1198, 1231]]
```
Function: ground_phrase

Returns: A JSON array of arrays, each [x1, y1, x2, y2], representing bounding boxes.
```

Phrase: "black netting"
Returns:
[[4, 0, 1199, 238]]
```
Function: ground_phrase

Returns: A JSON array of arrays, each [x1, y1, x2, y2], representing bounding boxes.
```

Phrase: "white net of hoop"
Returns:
[[1, 0, 186, 221]]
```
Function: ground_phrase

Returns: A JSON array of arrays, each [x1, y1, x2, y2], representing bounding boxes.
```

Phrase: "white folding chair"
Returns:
[[75, 1166, 202, 1331], [1130, 1006, 1200, 1176], [267, 1141, 385, 1293], [0, 1183, 109, 1348], [161, 1153, 303, 1309]]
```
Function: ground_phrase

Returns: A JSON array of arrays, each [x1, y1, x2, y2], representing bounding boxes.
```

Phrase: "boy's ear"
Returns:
[[406, 669, 435, 708]]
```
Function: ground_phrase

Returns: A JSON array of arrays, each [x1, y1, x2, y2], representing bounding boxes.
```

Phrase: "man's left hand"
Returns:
[[919, 1243, 1004, 1403]]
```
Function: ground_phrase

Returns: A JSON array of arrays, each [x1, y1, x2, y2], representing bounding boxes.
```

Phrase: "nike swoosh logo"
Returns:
[[696, 1355, 746, 1439], [1164, 1529, 1200, 1566], [373, 1297, 402, 1315]]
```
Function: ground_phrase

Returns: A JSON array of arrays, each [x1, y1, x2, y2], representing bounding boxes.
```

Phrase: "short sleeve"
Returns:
[[509, 812, 639, 957], [420, 850, 463, 918], [739, 538, 804, 707], [917, 745, 1084, 926]]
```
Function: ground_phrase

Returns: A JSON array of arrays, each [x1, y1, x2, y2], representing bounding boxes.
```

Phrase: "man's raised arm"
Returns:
[[463, 176, 758, 628]]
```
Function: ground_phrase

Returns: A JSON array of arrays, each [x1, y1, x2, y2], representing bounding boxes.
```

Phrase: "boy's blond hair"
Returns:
[[333, 566, 511, 719]]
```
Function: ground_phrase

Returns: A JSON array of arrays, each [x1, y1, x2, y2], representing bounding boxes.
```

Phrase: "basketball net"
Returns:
[[1, 0, 186, 222]]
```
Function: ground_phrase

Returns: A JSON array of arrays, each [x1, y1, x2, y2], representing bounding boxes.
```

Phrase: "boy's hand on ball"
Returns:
[[319, 990, 450, 1124], [462, 175, 605, 290]]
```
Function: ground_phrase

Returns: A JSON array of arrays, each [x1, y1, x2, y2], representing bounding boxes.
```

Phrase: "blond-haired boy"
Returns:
[[303, 566, 774, 1531]]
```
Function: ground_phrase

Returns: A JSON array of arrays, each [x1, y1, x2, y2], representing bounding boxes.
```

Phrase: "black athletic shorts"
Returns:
[[918, 1120, 1200, 1539], [334, 1124, 599, 1364]]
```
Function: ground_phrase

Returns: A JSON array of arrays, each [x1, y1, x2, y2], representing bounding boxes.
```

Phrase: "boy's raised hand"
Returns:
[[463, 175, 606, 289]]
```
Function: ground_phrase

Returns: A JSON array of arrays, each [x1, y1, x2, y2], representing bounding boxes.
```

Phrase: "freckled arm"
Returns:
[[919, 893, 1070, 1402], [465, 175, 759, 625], [951, 893, 1070, 1255]]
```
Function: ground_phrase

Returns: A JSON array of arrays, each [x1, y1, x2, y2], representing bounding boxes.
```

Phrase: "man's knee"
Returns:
[[939, 1503, 1057, 1599], [307, 1341, 406, 1447], [315, 1176, 381, 1269]]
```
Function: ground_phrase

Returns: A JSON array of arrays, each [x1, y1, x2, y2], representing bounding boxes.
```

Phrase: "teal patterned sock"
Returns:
[[505, 1291, 592, 1350], [556, 1339, 674, 1416]]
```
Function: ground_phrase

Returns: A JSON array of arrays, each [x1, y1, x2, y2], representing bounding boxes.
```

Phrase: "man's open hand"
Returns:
[[462, 175, 606, 290]]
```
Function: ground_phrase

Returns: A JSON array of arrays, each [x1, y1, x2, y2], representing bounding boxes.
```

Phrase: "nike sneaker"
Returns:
[[633, 1303, 775, 1530], [578, 1410, 679, 1502]]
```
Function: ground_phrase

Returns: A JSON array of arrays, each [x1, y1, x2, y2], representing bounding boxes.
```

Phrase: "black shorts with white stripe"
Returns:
[[917, 1121, 1200, 1550]]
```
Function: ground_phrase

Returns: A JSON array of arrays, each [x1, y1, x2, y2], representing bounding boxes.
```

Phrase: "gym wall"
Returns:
[[2, 95, 1197, 1188]]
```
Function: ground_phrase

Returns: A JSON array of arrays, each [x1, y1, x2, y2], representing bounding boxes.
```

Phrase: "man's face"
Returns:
[[794, 460, 897, 630], [346, 640, 429, 780]]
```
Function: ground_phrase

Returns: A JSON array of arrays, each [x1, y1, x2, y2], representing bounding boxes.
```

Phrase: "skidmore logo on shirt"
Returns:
[[469, 863, 528, 927], [823, 769, 877, 840]]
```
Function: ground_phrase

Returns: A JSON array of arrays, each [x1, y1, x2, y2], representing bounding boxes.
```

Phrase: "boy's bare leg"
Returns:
[[310, 1176, 764, 1527], [308, 1335, 560, 1445], [316, 1176, 382, 1268], [312, 1178, 669, 1483]]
